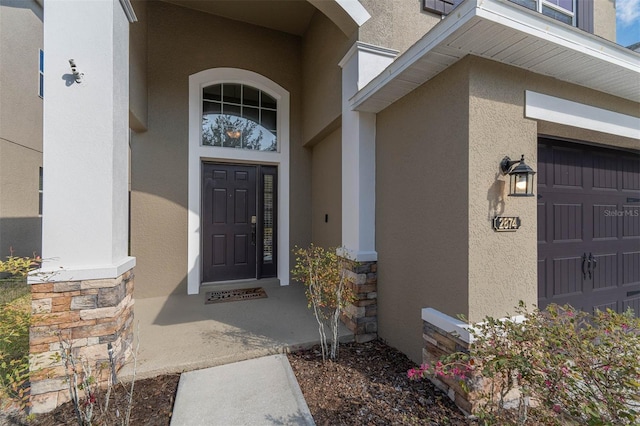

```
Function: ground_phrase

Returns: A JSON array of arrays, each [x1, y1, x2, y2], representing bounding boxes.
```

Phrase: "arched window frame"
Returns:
[[188, 68, 290, 294]]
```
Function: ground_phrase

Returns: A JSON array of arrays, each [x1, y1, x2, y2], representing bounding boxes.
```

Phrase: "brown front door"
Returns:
[[538, 139, 640, 316], [202, 163, 257, 282], [202, 163, 278, 283]]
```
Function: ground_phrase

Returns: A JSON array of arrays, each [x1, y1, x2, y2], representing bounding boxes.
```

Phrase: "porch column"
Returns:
[[338, 42, 397, 262], [338, 42, 396, 342], [40, 0, 135, 278], [30, 0, 137, 413]]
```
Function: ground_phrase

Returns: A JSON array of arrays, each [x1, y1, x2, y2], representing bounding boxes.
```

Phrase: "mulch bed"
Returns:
[[2, 374, 180, 426], [287, 339, 474, 425], [4, 340, 472, 425]]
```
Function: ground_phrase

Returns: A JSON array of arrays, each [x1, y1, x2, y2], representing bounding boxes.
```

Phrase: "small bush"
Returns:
[[291, 245, 355, 361], [409, 303, 640, 425]]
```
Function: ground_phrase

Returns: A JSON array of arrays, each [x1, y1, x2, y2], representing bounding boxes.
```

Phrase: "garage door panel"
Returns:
[[623, 297, 640, 315], [552, 146, 584, 188], [538, 203, 547, 243], [553, 256, 584, 296], [553, 204, 583, 242], [592, 153, 618, 190], [538, 259, 547, 300], [622, 206, 640, 237], [622, 157, 640, 191], [622, 252, 640, 285], [538, 139, 640, 317], [591, 253, 617, 290], [592, 204, 618, 239], [593, 300, 618, 313]]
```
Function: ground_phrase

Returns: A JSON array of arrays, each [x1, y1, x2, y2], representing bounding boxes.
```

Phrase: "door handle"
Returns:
[[582, 253, 588, 280], [251, 216, 257, 246], [588, 253, 597, 279]]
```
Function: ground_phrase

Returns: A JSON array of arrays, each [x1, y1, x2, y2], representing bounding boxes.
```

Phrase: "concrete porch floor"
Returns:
[[119, 280, 353, 380]]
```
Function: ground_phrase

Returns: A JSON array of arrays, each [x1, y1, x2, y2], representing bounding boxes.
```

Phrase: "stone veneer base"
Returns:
[[29, 269, 134, 413], [340, 259, 377, 343]]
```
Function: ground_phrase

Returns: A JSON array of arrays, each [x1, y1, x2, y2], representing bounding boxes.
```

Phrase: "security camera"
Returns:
[[68, 58, 84, 83]]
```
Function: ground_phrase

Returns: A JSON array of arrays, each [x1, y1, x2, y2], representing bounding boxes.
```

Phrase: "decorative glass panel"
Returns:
[[202, 83, 277, 151], [263, 174, 274, 264]]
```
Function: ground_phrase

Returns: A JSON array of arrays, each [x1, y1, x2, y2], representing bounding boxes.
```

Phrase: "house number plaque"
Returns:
[[492, 216, 521, 232]]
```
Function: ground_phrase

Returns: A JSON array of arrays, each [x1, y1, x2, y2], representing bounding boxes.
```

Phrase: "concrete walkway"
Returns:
[[170, 355, 315, 425], [119, 281, 350, 425]]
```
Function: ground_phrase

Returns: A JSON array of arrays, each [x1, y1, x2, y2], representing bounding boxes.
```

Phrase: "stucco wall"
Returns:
[[376, 59, 471, 364], [129, 0, 148, 132], [301, 11, 350, 145], [375, 53, 638, 362], [311, 127, 342, 248], [359, 0, 440, 54], [466, 56, 638, 322], [0, 0, 43, 257], [130, 2, 307, 298], [593, 0, 616, 42]]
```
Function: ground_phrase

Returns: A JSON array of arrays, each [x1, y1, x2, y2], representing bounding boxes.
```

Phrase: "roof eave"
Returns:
[[352, 0, 640, 113]]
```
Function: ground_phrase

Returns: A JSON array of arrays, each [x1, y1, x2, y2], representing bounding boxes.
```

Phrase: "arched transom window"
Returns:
[[202, 83, 278, 152]]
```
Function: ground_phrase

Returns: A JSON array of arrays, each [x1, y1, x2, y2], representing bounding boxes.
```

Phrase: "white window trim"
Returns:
[[538, 0, 575, 26], [188, 68, 290, 295], [525, 91, 640, 140]]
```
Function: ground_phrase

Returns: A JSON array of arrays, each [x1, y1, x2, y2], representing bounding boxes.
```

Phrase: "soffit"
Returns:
[[352, 0, 640, 113], [160, 0, 317, 36]]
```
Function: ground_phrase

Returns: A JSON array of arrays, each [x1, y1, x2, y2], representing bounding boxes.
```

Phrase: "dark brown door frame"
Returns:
[[201, 162, 277, 283]]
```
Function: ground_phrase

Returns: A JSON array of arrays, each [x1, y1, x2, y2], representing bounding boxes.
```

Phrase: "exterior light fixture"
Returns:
[[500, 154, 536, 197]]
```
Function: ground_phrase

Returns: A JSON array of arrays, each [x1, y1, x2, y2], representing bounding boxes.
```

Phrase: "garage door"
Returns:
[[538, 139, 640, 316]]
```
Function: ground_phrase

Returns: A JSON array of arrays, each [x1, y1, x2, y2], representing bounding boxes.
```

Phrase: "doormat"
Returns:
[[205, 287, 268, 304]]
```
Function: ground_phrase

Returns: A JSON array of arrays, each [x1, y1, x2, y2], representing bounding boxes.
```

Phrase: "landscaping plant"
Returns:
[[0, 251, 41, 410], [56, 324, 140, 426], [292, 245, 355, 361], [408, 302, 640, 425]]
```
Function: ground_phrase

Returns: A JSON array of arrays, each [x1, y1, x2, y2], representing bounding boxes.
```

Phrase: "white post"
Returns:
[[338, 42, 397, 261], [39, 0, 135, 281]]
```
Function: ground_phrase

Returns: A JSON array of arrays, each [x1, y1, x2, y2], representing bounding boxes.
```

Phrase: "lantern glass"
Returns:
[[506, 156, 535, 197]]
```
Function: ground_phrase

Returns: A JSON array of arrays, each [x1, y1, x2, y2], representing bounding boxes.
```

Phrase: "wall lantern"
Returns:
[[500, 154, 536, 197]]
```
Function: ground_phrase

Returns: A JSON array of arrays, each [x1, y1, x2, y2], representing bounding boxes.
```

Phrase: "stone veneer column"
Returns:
[[29, 271, 134, 413], [421, 308, 522, 416], [340, 259, 378, 343], [421, 308, 474, 414]]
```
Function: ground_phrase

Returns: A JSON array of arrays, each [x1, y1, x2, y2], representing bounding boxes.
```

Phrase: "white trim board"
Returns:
[[525, 91, 640, 139], [188, 68, 290, 295]]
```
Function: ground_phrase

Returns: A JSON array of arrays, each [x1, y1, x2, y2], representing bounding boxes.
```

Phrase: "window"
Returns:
[[510, 0, 575, 25], [201, 83, 277, 152], [38, 49, 44, 98], [38, 167, 43, 216], [423, 0, 463, 15]]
